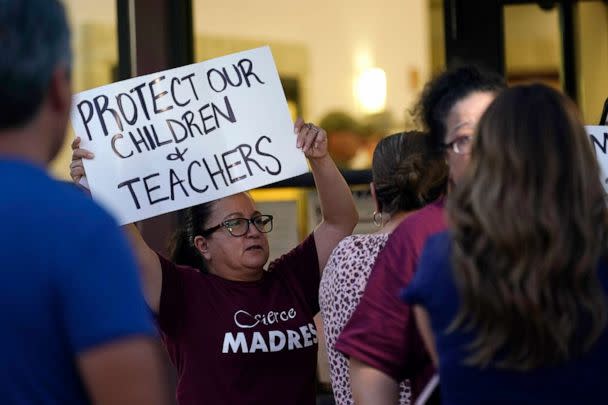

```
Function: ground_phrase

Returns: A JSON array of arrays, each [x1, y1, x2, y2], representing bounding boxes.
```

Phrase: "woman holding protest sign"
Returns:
[[70, 117, 358, 405]]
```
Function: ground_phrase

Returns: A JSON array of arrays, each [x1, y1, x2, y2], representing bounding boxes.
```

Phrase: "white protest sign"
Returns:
[[70, 46, 309, 225], [587, 125, 608, 192]]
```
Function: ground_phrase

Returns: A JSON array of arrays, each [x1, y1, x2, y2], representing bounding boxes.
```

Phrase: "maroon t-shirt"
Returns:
[[157, 234, 320, 405], [335, 198, 446, 399]]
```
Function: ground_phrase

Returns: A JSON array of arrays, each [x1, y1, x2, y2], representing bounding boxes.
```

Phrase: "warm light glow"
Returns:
[[355, 67, 386, 114], [354, 48, 373, 72]]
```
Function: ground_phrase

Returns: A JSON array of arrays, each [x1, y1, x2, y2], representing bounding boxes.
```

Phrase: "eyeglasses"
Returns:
[[201, 214, 274, 237], [443, 135, 472, 155]]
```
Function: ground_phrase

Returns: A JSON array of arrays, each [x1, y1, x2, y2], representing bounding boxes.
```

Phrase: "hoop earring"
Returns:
[[372, 211, 383, 227]]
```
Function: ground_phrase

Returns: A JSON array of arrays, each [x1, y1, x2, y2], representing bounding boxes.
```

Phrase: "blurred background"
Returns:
[[53, 0, 608, 178]]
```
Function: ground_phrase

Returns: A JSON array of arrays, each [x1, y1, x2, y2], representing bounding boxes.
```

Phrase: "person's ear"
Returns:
[[48, 65, 72, 116], [193, 235, 211, 261], [370, 182, 381, 213]]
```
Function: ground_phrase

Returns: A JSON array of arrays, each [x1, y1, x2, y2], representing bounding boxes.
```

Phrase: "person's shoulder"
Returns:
[[326, 233, 389, 267], [424, 230, 451, 254], [401, 197, 446, 229], [401, 231, 452, 305], [419, 231, 453, 277], [389, 198, 447, 245], [157, 252, 205, 281], [268, 232, 318, 272], [32, 184, 124, 259], [335, 233, 389, 252], [1, 162, 116, 230], [48, 182, 117, 229]]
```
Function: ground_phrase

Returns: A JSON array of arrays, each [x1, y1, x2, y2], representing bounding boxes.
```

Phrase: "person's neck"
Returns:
[[0, 126, 49, 167], [208, 265, 264, 282], [374, 210, 415, 234]]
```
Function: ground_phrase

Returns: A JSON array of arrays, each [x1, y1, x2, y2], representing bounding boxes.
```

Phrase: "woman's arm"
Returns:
[[294, 119, 358, 271], [350, 358, 400, 405], [70, 137, 163, 314], [122, 223, 162, 313], [413, 306, 439, 366]]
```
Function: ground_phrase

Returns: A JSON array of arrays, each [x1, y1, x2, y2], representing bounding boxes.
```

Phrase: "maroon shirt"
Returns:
[[157, 234, 320, 405], [335, 198, 446, 399]]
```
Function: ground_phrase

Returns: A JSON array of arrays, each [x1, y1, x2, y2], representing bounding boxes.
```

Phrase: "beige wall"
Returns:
[[193, 0, 431, 125], [53, 1, 608, 179], [52, 1, 431, 178], [503, 3, 608, 123], [576, 2, 608, 124], [504, 4, 561, 74], [51, 0, 118, 179], [429, 0, 445, 74]]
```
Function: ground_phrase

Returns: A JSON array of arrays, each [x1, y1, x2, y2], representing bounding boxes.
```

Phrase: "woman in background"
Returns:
[[405, 83, 608, 404], [335, 65, 505, 404], [320, 131, 447, 405]]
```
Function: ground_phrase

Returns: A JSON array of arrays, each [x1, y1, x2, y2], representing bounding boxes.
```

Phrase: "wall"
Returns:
[[51, 1, 430, 178], [193, 0, 430, 124], [576, 2, 608, 124], [50, 1, 608, 179], [501, 3, 608, 123], [51, 0, 118, 178], [503, 4, 561, 74], [429, 0, 445, 74]]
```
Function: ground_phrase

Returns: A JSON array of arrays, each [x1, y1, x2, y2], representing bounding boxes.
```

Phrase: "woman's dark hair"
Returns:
[[168, 201, 217, 272], [372, 131, 447, 215], [448, 83, 608, 370], [414, 65, 506, 151]]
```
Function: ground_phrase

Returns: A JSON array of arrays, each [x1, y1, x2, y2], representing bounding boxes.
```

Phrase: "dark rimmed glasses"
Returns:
[[201, 214, 274, 237], [443, 135, 472, 155]]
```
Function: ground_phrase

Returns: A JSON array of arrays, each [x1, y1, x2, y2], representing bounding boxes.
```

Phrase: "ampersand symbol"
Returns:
[[166, 147, 189, 162]]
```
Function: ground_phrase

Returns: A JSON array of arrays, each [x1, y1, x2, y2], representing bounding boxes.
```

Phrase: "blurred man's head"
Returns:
[[0, 0, 72, 164]]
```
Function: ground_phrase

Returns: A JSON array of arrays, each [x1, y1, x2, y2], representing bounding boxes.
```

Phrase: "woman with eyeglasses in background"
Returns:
[[69, 118, 358, 405], [404, 83, 608, 404], [336, 65, 505, 404]]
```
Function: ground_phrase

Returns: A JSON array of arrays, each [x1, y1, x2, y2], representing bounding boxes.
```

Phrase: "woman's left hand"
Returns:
[[294, 117, 328, 160]]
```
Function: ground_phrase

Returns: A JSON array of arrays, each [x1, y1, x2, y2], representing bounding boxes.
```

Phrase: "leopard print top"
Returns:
[[320, 234, 411, 405]]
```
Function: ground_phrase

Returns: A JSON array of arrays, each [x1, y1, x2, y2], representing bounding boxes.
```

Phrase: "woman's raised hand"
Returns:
[[69, 137, 94, 184], [294, 118, 328, 160]]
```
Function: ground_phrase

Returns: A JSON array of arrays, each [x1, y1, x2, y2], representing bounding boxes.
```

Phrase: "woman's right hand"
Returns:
[[70, 137, 94, 184]]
